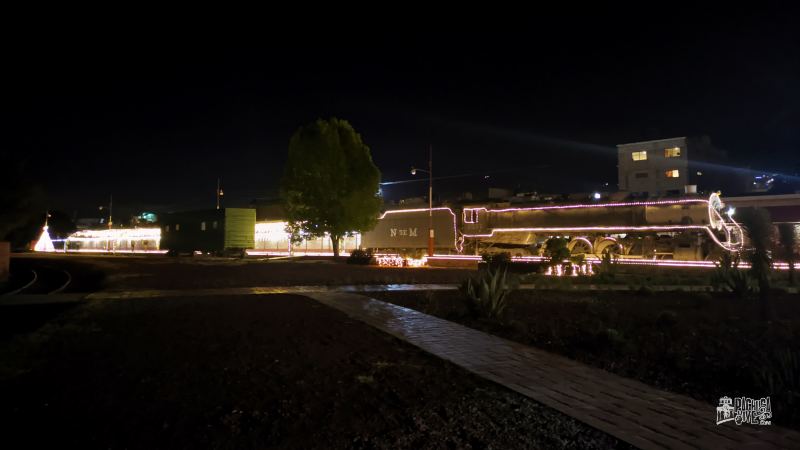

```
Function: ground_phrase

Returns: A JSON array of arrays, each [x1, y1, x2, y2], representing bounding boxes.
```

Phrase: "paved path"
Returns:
[[9, 281, 790, 305], [85, 284, 458, 300], [81, 282, 762, 301], [304, 291, 800, 450], [2, 285, 457, 305]]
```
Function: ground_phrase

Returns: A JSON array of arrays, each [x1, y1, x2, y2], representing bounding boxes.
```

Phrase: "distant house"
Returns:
[[617, 136, 744, 198], [75, 217, 103, 230]]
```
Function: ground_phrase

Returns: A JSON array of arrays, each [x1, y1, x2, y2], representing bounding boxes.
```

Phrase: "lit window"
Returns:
[[175, 224, 181, 231], [213, 221, 218, 229], [201, 221, 206, 231], [165, 225, 170, 232], [665, 169, 680, 178], [664, 147, 681, 158], [635, 172, 649, 179], [632, 151, 647, 161]]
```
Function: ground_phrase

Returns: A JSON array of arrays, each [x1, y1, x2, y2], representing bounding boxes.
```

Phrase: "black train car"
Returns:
[[160, 208, 256, 256]]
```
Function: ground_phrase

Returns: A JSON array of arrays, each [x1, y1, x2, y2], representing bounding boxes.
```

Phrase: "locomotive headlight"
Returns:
[[727, 207, 735, 216], [593, 192, 601, 200]]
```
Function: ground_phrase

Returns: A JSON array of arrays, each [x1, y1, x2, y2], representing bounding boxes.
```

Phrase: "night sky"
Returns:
[[6, 10, 799, 221]]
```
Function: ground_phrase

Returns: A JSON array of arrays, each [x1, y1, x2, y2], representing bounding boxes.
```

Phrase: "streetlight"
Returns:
[[411, 145, 434, 257]]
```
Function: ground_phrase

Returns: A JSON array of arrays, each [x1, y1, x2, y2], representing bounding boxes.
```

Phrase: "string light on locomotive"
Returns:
[[375, 254, 428, 267]]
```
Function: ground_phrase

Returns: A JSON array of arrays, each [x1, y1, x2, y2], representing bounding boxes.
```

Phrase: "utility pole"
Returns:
[[216, 178, 223, 210], [428, 145, 434, 257], [411, 147, 435, 257]]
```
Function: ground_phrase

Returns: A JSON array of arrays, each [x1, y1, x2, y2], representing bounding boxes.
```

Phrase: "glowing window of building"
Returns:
[[631, 151, 647, 161], [213, 221, 218, 229], [175, 224, 181, 231], [664, 147, 681, 158], [165, 225, 170, 232], [665, 169, 680, 178], [201, 221, 206, 231]]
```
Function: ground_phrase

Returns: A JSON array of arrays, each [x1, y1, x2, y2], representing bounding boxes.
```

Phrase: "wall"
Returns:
[[617, 137, 688, 196]]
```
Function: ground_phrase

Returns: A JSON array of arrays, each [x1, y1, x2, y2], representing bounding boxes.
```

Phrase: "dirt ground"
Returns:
[[19, 254, 472, 291], [0, 294, 627, 449], [370, 289, 800, 430]]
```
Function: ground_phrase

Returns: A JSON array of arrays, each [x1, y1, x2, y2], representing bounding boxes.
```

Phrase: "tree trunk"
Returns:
[[331, 233, 340, 257]]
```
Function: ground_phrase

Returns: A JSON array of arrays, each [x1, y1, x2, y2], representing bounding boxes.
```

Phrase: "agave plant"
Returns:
[[711, 252, 752, 298], [461, 266, 511, 320], [753, 349, 800, 422]]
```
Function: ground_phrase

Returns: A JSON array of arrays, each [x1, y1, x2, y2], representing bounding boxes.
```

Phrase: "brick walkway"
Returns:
[[304, 291, 800, 450], [81, 283, 761, 302]]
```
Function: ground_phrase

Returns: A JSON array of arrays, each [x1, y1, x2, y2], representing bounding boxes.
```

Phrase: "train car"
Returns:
[[361, 208, 458, 253], [361, 194, 742, 261], [160, 208, 256, 256]]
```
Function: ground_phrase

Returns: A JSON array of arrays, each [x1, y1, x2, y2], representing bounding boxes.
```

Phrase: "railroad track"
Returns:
[[1, 267, 72, 296]]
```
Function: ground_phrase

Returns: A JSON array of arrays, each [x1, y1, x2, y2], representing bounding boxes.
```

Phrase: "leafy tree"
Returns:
[[0, 157, 44, 246], [280, 118, 382, 256], [47, 211, 77, 238], [738, 208, 774, 320], [777, 223, 797, 284]]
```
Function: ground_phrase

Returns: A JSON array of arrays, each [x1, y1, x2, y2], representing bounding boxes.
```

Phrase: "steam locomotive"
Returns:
[[361, 194, 742, 261]]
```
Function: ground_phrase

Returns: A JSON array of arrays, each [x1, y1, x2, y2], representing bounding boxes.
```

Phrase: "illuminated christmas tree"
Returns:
[[34, 216, 55, 252]]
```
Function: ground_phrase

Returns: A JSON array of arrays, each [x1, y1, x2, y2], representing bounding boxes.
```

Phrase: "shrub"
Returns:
[[460, 266, 512, 320], [738, 207, 774, 319], [711, 253, 752, 298], [481, 251, 511, 268], [347, 249, 373, 265], [753, 349, 800, 425], [597, 250, 618, 276], [604, 328, 624, 343], [777, 223, 797, 284], [599, 328, 629, 352], [544, 238, 570, 267], [398, 248, 425, 259]]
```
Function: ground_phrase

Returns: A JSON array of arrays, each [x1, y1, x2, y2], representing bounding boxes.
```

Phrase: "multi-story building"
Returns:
[[617, 136, 732, 198]]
